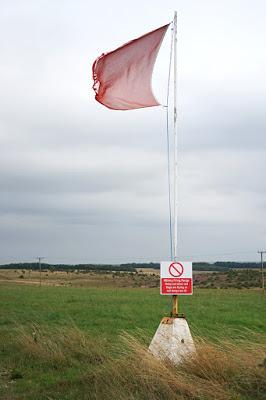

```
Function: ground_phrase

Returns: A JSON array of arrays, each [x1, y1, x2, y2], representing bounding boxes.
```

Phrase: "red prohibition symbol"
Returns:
[[169, 262, 184, 277]]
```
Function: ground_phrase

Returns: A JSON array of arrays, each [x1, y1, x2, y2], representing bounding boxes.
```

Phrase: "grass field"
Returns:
[[1, 267, 262, 289], [0, 277, 265, 399]]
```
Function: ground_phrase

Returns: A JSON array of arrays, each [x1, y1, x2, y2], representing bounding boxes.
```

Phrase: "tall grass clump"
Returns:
[[16, 324, 106, 368], [3, 325, 266, 400], [88, 332, 266, 400]]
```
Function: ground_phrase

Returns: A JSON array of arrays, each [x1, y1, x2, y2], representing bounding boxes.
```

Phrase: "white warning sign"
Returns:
[[160, 261, 193, 295]]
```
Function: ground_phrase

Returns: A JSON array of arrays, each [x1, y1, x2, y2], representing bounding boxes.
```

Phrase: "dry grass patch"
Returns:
[[90, 332, 266, 400], [16, 324, 106, 368], [3, 325, 266, 400]]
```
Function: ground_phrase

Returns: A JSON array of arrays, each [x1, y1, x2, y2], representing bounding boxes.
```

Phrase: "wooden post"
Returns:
[[37, 257, 44, 287], [172, 295, 178, 316], [258, 251, 265, 293]]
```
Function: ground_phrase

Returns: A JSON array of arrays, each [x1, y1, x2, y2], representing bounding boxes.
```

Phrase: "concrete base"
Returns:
[[149, 317, 195, 365]]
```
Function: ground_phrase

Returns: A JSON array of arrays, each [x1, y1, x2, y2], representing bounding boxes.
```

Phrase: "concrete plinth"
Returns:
[[149, 317, 195, 365]]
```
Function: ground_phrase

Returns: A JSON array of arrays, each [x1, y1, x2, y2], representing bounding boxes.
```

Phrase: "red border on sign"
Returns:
[[169, 262, 184, 277]]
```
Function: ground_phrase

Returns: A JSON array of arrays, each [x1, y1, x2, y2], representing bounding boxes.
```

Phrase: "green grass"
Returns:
[[0, 284, 265, 339], [0, 284, 265, 399]]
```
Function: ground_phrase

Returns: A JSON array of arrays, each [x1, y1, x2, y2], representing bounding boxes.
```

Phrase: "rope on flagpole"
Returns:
[[166, 21, 174, 260], [173, 11, 178, 261]]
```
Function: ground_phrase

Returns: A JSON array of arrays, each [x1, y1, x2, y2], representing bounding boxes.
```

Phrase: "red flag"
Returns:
[[92, 24, 169, 110]]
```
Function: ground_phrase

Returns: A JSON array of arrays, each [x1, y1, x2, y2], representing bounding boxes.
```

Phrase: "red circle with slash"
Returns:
[[169, 262, 184, 277]]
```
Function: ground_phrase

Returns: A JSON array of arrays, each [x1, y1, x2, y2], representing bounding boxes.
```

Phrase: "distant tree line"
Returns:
[[213, 261, 261, 269], [0, 261, 261, 272], [0, 263, 136, 272]]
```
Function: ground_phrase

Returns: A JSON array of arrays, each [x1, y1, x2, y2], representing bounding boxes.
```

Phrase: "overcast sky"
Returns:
[[0, 0, 265, 264]]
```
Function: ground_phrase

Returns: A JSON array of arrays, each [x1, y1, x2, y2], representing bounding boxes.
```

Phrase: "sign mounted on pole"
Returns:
[[160, 261, 193, 295]]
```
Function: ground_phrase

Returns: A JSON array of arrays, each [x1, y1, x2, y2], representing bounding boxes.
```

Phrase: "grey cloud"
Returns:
[[0, 0, 266, 263]]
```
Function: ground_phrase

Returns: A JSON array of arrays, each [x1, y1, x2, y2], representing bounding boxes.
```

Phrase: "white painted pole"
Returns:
[[173, 11, 178, 262], [172, 11, 179, 315]]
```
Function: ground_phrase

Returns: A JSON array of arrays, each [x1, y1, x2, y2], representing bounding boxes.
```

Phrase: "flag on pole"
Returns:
[[92, 24, 169, 110]]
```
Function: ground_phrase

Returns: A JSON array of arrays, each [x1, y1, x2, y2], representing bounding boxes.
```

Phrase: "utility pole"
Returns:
[[37, 257, 44, 287], [257, 251, 265, 293]]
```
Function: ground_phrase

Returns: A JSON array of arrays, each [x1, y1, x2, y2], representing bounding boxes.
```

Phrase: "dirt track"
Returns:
[[0, 278, 64, 287]]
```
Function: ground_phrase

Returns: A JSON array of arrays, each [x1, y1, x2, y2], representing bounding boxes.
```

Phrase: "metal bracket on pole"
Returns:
[[172, 294, 178, 317], [170, 295, 186, 319]]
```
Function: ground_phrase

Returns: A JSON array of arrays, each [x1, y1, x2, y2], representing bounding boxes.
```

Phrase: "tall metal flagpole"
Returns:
[[173, 11, 178, 262], [149, 15, 196, 364], [172, 11, 178, 316]]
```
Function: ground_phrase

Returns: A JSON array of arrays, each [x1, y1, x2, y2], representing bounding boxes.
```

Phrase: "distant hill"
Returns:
[[0, 261, 261, 272]]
